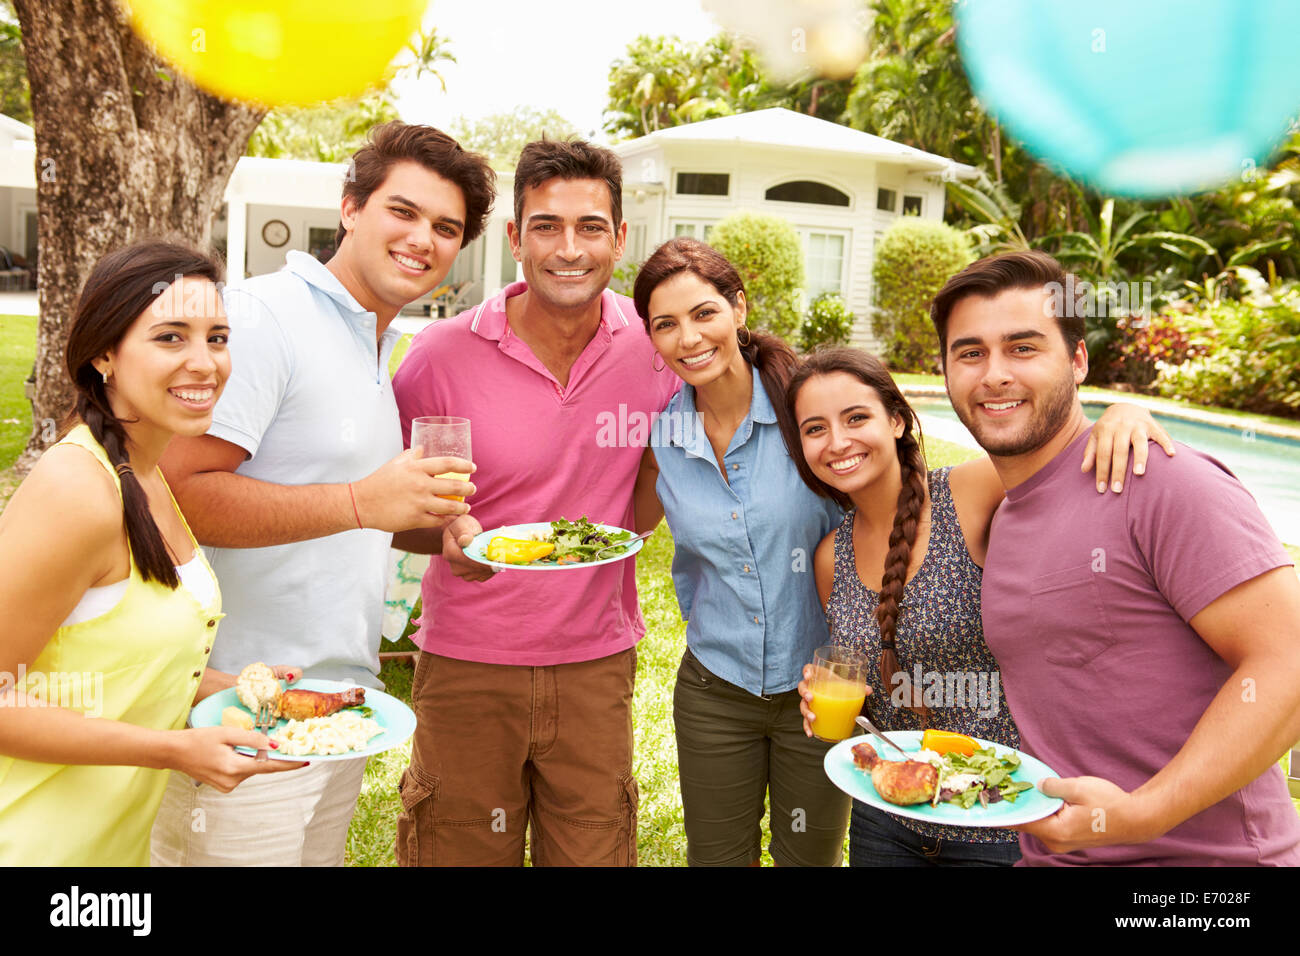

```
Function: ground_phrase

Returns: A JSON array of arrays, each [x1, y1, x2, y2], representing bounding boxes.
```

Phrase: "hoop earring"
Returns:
[[653, 353, 666, 372], [736, 326, 751, 347]]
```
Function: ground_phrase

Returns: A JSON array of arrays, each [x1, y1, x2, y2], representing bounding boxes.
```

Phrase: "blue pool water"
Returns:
[[911, 398, 1300, 546]]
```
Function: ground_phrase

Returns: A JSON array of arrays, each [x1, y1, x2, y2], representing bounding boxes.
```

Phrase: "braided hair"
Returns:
[[63, 240, 225, 589], [782, 348, 930, 719]]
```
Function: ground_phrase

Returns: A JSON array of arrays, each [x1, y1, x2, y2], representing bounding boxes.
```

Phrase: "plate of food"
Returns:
[[190, 663, 416, 762], [463, 517, 644, 571], [823, 729, 1064, 827]]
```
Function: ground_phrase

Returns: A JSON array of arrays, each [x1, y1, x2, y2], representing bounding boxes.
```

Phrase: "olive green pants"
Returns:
[[673, 648, 850, 866]]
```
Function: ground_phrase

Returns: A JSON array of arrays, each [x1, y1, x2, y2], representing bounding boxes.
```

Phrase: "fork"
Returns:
[[254, 699, 274, 762], [593, 529, 655, 559], [854, 714, 913, 760]]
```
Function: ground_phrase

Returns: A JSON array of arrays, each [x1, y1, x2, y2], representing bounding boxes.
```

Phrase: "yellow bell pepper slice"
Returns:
[[486, 537, 556, 565]]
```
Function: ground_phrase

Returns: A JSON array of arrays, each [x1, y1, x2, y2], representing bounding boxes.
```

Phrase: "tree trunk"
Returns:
[[12, 0, 264, 474]]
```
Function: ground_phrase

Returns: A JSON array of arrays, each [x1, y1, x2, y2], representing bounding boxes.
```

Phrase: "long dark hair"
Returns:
[[634, 237, 799, 431], [782, 348, 929, 718], [63, 240, 225, 589]]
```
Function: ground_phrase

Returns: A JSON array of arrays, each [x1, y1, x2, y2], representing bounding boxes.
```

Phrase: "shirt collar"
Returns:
[[284, 250, 371, 314], [469, 282, 635, 341], [663, 363, 773, 457]]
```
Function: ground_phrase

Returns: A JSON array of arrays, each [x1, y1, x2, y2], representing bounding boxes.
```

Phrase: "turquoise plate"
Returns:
[[190, 678, 416, 762], [824, 731, 1064, 827], [464, 521, 643, 571]]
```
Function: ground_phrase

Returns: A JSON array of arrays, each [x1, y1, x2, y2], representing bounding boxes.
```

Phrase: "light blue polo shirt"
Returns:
[[203, 251, 403, 689], [651, 364, 842, 696]]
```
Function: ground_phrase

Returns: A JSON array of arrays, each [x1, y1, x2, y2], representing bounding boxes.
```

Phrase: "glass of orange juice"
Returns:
[[411, 416, 471, 501], [808, 645, 868, 743]]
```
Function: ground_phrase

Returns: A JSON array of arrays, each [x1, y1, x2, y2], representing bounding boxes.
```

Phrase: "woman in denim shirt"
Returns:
[[631, 238, 849, 866]]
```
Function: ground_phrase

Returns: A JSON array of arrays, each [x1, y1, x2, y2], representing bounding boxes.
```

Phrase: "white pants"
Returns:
[[149, 759, 367, 867]]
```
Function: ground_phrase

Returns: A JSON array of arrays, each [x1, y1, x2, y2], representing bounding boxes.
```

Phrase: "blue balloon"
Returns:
[[955, 0, 1300, 196]]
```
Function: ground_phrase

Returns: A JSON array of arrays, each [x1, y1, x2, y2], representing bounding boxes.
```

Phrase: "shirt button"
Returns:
[[203, 646, 211, 654], [753, 616, 759, 624], [743, 565, 750, 573], [192, 671, 201, 679], [732, 464, 739, 471], [731, 512, 738, 520], [206, 619, 217, 628]]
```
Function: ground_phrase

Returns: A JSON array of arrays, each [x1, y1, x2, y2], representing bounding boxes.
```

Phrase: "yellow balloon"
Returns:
[[126, 0, 429, 107]]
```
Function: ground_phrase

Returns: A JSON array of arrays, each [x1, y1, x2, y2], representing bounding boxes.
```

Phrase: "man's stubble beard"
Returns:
[[953, 373, 1078, 458]]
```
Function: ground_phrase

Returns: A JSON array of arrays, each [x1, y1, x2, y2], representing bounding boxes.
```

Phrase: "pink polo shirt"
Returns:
[[392, 282, 681, 666]]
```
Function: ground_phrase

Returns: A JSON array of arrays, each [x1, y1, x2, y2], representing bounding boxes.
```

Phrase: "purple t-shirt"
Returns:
[[982, 427, 1300, 866]]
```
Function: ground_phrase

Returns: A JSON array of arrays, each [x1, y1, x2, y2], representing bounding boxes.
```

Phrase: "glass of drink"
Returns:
[[411, 416, 471, 502], [808, 645, 868, 742]]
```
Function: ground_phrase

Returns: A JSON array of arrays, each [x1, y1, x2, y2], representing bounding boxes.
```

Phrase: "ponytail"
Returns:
[[741, 329, 800, 435]]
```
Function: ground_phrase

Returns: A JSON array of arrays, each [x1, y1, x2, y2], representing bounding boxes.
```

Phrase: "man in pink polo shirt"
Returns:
[[932, 250, 1300, 865], [390, 140, 679, 866]]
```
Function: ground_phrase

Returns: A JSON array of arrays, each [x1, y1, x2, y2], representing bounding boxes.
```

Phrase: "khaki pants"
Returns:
[[396, 647, 638, 867], [150, 758, 366, 867]]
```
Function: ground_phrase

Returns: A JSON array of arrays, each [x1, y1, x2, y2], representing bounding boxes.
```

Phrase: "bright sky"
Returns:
[[394, 0, 723, 142]]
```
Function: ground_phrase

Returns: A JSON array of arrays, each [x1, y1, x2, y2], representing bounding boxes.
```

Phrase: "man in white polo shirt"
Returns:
[[150, 122, 496, 866]]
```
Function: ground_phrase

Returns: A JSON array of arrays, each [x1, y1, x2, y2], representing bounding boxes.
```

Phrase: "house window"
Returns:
[[903, 194, 924, 216], [765, 180, 850, 207], [804, 231, 847, 298], [676, 172, 730, 196], [876, 188, 897, 212], [308, 227, 337, 264], [672, 220, 716, 241]]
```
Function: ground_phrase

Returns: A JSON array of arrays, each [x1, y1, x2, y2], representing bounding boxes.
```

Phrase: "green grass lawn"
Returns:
[[0, 314, 36, 469]]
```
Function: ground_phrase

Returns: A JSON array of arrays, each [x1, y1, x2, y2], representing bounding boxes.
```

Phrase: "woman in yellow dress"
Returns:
[[0, 240, 304, 865]]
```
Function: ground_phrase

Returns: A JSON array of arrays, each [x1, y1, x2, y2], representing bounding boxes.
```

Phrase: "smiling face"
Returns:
[[508, 177, 626, 312], [794, 371, 905, 497], [335, 160, 467, 320], [943, 286, 1087, 458], [95, 276, 231, 439], [646, 271, 748, 385]]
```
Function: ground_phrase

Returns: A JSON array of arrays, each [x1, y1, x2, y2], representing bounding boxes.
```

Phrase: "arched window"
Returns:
[[765, 180, 850, 207]]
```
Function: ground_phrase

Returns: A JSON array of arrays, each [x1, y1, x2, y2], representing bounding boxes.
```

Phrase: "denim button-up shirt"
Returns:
[[652, 365, 842, 696]]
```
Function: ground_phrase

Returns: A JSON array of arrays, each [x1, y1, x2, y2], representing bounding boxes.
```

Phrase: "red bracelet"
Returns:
[[348, 482, 363, 529]]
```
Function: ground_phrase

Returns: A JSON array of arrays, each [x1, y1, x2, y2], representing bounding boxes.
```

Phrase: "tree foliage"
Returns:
[[0, 0, 30, 123], [450, 107, 580, 170], [603, 33, 847, 139], [708, 211, 805, 341]]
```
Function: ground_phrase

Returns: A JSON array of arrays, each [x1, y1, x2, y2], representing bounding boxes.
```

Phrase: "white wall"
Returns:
[[244, 203, 344, 278]]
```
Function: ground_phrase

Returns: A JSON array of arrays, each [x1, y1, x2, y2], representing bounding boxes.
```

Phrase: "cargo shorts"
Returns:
[[395, 647, 639, 866]]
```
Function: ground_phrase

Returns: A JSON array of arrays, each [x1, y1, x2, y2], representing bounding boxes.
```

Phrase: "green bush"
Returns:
[[610, 259, 641, 298], [708, 212, 805, 340], [799, 291, 855, 352], [1154, 290, 1300, 417], [871, 218, 973, 371]]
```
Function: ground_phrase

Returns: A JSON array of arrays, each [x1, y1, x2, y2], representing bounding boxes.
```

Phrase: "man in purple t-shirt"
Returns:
[[930, 250, 1300, 865]]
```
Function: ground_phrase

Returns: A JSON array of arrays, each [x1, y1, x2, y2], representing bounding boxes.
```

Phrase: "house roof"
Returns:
[[611, 107, 976, 178]]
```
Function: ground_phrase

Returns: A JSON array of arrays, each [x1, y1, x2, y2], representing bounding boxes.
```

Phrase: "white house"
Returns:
[[611, 108, 976, 345], [0, 108, 975, 346]]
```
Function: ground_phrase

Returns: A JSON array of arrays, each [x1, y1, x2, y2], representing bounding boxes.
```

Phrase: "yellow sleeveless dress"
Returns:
[[0, 425, 221, 865]]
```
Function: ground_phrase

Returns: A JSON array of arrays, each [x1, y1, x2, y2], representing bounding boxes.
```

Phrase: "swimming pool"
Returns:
[[911, 397, 1300, 546]]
